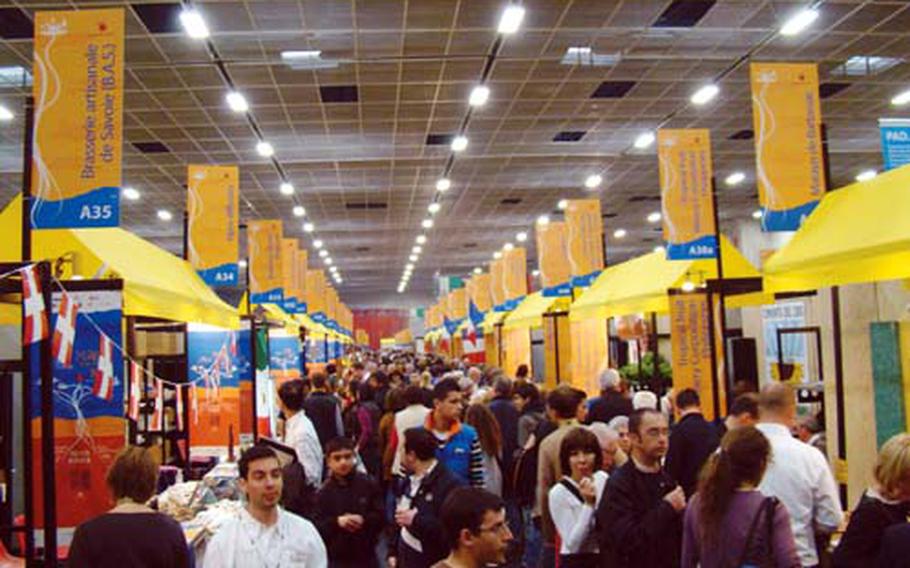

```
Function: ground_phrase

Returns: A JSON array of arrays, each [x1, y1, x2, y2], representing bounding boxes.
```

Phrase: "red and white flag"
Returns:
[[175, 384, 184, 430], [21, 264, 48, 344], [150, 379, 164, 431], [52, 293, 79, 367], [127, 360, 143, 421], [92, 334, 115, 400]]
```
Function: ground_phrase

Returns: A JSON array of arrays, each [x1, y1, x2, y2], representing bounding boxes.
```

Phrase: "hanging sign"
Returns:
[[30, 8, 124, 228], [187, 165, 239, 286], [281, 239, 299, 314], [306, 270, 326, 323], [566, 199, 604, 287], [669, 291, 723, 421], [536, 221, 572, 296], [879, 118, 910, 171], [296, 249, 309, 314], [450, 287, 468, 321], [471, 273, 492, 313], [247, 220, 283, 304], [187, 324, 246, 449], [750, 62, 824, 231], [491, 259, 507, 312], [657, 129, 717, 260], [503, 247, 528, 310]]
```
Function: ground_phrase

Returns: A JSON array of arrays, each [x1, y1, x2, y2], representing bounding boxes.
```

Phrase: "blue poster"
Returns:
[[187, 327, 241, 390], [306, 336, 326, 364], [269, 334, 301, 377], [879, 119, 910, 171]]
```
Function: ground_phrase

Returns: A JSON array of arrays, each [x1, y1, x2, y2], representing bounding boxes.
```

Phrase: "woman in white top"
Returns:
[[548, 427, 608, 568]]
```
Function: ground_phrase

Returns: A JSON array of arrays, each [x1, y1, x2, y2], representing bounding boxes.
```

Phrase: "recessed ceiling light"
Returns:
[[647, 212, 661, 223], [293, 205, 305, 217], [653, 245, 666, 254], [313, 239, 323, 249], [329, 265, 338, 273], [451, 135, 468, 152], [319, 249, 328, 258], [516, 231, 528, 242], [122, 187, 140, 201], [725, 172, 746, 186], [532, 269, 540, 277], [613, 228, 627, 239], [493, 251, 502, 259], [406, 263, 415, 270], [238, 259, 248, 268], [498, 5, 525, 34], [473, 267, 482, 275], [303, 222, 315, 233], [409, 254, 418, 262], [469, 85, 490, 107], [337, 278, 344, 284], [416, 235, 427, 244], [280, 182, 294, 195], [891, 89, 910, 106], [0, 105, 14, 121], [421, 218, 434, 229], [752, 210, 764, 220], [634, 132, 655, 149], [397, 286, 405, 294], [691, 84, 719, 105], [436, 178, 451, 192], [157, 209, 173, 221], [412, 246, 422, 254], [256, 141, 274, 157], [537, 214, 550, 225], [855, 169, 877, 182], [281, 50, 322, 61], [584, 174, 603, 189], [428, 202, 441, 214], [558, 199, 568, 210], [324, 257, 333, 265], [780, 8, 819, 36], [179, 9, 210, 39], [503, 242, 514, 251], [225, 91, 249, 113]]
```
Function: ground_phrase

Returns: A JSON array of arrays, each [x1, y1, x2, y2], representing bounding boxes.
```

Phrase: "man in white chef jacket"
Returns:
[[203, 444, 327, 567]]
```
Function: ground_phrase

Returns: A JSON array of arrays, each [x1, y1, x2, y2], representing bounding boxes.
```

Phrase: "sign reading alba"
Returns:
[[31, 9, 124, 228]]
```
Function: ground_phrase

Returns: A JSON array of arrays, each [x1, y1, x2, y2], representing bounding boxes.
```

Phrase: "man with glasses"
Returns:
[[432, 487, 514, 568], [596, 408, 685, 568]]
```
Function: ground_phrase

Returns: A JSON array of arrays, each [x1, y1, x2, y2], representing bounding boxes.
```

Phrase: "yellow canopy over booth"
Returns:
[[502, 292, 567, 331]]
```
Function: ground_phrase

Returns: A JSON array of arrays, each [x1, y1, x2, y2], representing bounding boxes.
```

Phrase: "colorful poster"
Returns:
[[254, 327, 272, 437], [879, 118, 910, 171], [270, 333, 301, 384], [248, 220, 283, 304], [565, 200, 604, 287], [669, 292, 720, 421], [491, 259, 506, 311], [296, 250, 309, 314], [281, 239, 299, 314], [306, 334, 327, 364], [761, 301, 808, 383], [658, 129, 717, 260], [31, 9, 124, 228], [187, 325, 246, 449], [503, 247, 528, 310], [537, 221, 572, 296], [31, 289, 124, 529], [187, 165, 239, 286], [750, 62, 824, 231], [307, 270, 326, 322]]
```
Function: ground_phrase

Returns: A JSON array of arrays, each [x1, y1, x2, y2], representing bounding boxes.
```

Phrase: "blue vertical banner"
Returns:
[[879, 119, 910, 171]]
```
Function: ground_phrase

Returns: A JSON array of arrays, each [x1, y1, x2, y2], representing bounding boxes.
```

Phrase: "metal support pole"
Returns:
[[38, 262, 57, 566], [710, 177, 731, 412], [19, 96, 35, 563]]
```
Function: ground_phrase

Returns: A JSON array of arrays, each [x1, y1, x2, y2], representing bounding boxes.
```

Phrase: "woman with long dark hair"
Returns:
[[465, 403, 504, 496], [682, 426, 800, 568]]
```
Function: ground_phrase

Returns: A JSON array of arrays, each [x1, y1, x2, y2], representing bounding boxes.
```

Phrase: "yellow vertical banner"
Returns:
[[296, 250, 308, 314], [306, 269, 326, 321], [248, 220, 283, 304], [566, 200, 604, 287], [569, 318, 608, 396], [325, 286, 337, 325], [450, 288, 467, 320], [657, 129, 717, 260], [31, 8, 125, 228], [281, 239, 299, 314], [491, 259, 506, 310], [502, 328, 531, 379], [503, 247, 528, 310], [188, 165, 239, 286], [472, 273, 493, 312], [537, 221, 572, 297], [669, 292, 722, 421], [750, 62, 824, 231]]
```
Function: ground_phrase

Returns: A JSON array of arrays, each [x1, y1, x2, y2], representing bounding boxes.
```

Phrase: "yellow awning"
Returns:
[[502, 292, 568, 330], [425, 329, 439, 342], [295, 313, 330, 337], [480, 310, 508, 332], [764, 164, 910, 292], [0, 195, 240, 329], [456, 319, 471, 333], [256, 303, 300, 335], [570, 235, 766, 321]]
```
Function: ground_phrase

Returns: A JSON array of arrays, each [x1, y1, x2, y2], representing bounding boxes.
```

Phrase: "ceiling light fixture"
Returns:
[[634, 132, 655, 149], [451, 135, 468, 152], [225, 91, 249, 113], [752, 210, 764, 220], [436, 178, 451, 192], [493, 251, 502, 260], [613, 228, 627, 239], [503, 242, 514, 251], [179, 9, 210, 39], [157, 209, 173, 222], [891, 89, 910, 106], [558, 199, 569, 210], [256, 141, 274, 157], [473, 267, 482, 275], [584, 174, 603, 189], [0, 105, 14, 121], [681, 280, 696, 293], [691, 84, 719, 105], [293, 205, 305, 217], [279, 182, 294, 195], [498, 5, 525, 34], [412, 246, 422, 254], [416, 235, 427, 244], [238, 259, 248, 268], [532, 269, 540, 277], [469, 85, 490, 107], [122, 187, 140, 201], [406, 263, 415, 270], [653, 245, 666, 254], [780, 8, 819, 36], [313, 239, 323, 249], [303, 222, 315, 233], [516, 231, 527, 242], [428, 202, 441, 214], [537, 214, 550, 225], [281, 50, 322, 61], [324, 257, 333, 265], [319, 250, 328, 258], [647, 212, 661, 223], [725, 171, 746, 186], [421, 219, 434, 229], [855, 169, 877, 182], [409, 254, 418, 262], [329, 266, 337, 273]]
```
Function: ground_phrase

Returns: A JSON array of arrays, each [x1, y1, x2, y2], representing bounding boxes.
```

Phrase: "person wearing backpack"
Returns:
[[548, 428, 608, 568], [682, 426, 800, 568]]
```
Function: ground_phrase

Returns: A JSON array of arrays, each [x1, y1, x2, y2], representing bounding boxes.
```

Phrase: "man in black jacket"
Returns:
[[314, 437, 385, 568], [597, 408, 685, 568], [303, 372, 344, 447], [390, 427, 462, 568], [586, 368, 633, 425], [488, 378, 519, 491], [665, 388, 720, 498]]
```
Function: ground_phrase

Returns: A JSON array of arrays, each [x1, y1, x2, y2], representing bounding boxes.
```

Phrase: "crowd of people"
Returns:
[[67, 350, 910, 568]]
